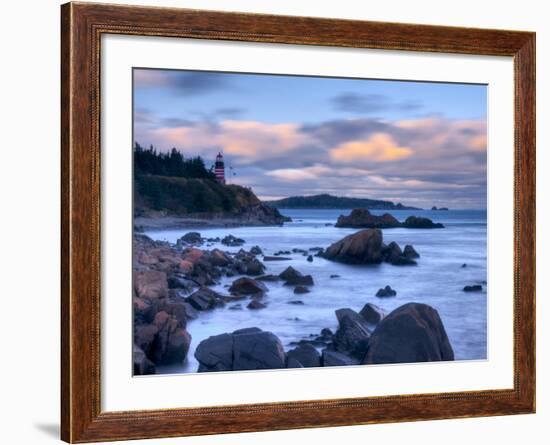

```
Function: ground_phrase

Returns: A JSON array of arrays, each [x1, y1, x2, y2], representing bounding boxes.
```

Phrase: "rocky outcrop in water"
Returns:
[[334, 208, 444, 229], [335, 209, 401, 229], [402, 216, 444, 229], [322, 229, 418, 266]]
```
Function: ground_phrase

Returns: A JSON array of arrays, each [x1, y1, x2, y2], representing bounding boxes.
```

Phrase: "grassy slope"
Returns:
[[134, 174, 260, 216]]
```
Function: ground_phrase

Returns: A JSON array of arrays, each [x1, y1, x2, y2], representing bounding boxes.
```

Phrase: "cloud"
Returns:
[[134, 70, 234, 96], [149, 120, 313, 163], [330, 133, 413, 162], [331, 92, 422, 114], [134, 115, 487, 208]]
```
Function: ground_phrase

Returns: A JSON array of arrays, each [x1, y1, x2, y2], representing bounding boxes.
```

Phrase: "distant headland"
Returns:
[[264, 194, 421, 210]]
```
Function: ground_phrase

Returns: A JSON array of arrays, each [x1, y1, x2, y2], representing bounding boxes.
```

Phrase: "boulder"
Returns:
[[221, 234, 245, 246], [287, 300, 304, 305], [335, 209, 401, 229], [256, 274, 280, 282], [186, 287, 225, 311], [250, 245, 263, 255], [333, 308, 372, 358], [307, 255, 314, 262], [279, 266, 302, 281], [263, 256, 292, 261], [233, 328, 286, 370], [363, 303, 454, 364], [391, 256, 417, 266], [322, 349, 359, 367], [176, 232, 203, 246], [463, 285, 483, 292], [209, 249, 232, 267], [151, 311, 192, 365], [402, 216, 444, 229], [229, 277, 268, 296], [294, 286, 310, 294], [376, 285, 397, 298], [382, 241, 403, 263], [247, 300, 267, 310], [134, 270, 168, 299], [133, 345, 156, 375], [287, 357, 305, 368], [244, 258, 266, 276], [286, 343, 321, 368], [403, 245, 420, 259], [196, 328, 286, 372], [284, 275, 314, 286], [322, 229, 384, 264], [359, 303, 386, 324], [195, 333, 234, 372]]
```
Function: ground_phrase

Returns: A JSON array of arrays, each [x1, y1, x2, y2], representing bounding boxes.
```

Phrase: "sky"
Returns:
[[133, 68, 487, 209]]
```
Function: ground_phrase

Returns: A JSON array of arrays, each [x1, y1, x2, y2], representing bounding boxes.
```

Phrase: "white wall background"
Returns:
[[0, 1, 545, 444]]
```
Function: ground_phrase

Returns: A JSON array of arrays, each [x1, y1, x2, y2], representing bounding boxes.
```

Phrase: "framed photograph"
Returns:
[[61, 2, 535, 442]]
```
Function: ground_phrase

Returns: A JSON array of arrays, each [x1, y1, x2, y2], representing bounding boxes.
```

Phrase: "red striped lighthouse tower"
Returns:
[[214, 152, 226, 184]]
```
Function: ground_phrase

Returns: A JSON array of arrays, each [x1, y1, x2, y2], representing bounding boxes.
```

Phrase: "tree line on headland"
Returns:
[[134, 142, 215, 180]]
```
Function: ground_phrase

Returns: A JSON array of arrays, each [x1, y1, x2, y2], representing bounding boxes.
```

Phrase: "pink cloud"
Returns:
[[330, 133, 413, 163]]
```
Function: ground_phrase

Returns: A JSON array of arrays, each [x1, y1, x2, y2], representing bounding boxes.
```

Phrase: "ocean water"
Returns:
[[145, 209, 487, 373]]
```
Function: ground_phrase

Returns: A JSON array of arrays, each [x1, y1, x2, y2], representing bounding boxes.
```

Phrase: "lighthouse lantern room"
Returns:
[[214, 152, 226, 184]]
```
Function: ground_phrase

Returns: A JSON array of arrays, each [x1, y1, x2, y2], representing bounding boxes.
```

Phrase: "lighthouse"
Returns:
[[214, 152, 226, 184]]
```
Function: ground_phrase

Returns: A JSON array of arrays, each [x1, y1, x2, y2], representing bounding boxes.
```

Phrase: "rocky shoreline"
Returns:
[[135, 202, 291, 232], [133, 225, 465, 375]]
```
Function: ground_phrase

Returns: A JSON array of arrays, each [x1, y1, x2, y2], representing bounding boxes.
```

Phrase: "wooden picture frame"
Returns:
[[61, 2, 535, 442]]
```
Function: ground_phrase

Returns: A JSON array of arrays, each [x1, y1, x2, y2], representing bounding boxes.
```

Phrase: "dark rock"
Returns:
[[210, 249, 232, 267], [364, 303, 454, 364], [461, 263, 467, 268], [391, 256, 417, 266], [288, 300, 304, 305], [320, 328, 334, 340], [292, 248, 307, 254], [402, 216, 444, 229], [403, 245, 420, 259], [244, 258, 266, 276], [256, 274, 280, 282], [382, 241, 403, 263], [333, 308, 372, 358], [221, 234, 245, 246], [330, 274, 340, 279], [232, 329, 286, 370], [463, 285, 483, 292], [286, 357, 305, 368], [376, 285, 397, 298], [294, 286, 310, 294], [133, 345, 156, 375], [236, 202, 291, 226], [247, 300, 267, 310], [263, 256, 292, 261], [284, 275, 314, 286], [229, 277, 268, 296], [307, 255, 314, 262], [359, 303, 386, 324], [195, 333, 234, 372], [186, 287, 225, 311], [148, 311, 191, 365], [335, 208, 401, 229], [228, 303, 243, 310], [250, 245, 263, 255], [322, 350, 359, 367], [309, 247, 323, 252], [322, 229, 383, 264], [286, 343, 321, 368], [176, 232, 203, 246], [279, 266, 302, 281]]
